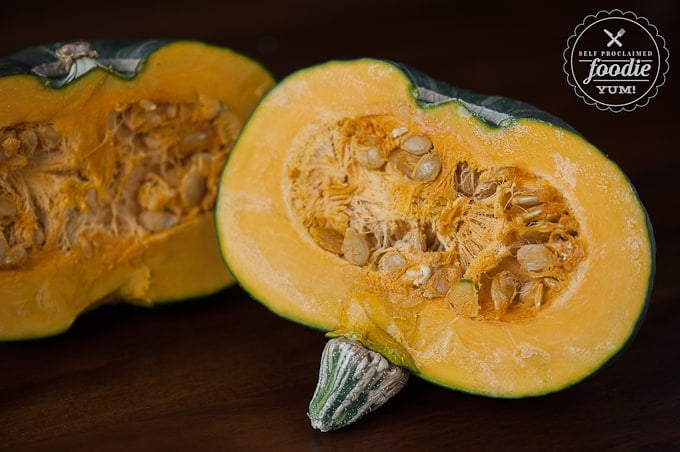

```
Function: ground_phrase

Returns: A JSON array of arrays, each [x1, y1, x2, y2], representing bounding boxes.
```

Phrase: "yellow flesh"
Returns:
[[217, 60, 653, 396], [0, 42, 274, 339]]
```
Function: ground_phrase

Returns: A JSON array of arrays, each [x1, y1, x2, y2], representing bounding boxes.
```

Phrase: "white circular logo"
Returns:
[[563, 10, 669, 112]]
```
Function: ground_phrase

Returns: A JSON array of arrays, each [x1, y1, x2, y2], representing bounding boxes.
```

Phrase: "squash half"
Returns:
[[217, 59, 654, 397], [0, 40, 274, 339]]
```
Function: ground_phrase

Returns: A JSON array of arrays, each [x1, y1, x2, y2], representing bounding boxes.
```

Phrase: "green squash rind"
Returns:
[[0, 40, 173, 87]]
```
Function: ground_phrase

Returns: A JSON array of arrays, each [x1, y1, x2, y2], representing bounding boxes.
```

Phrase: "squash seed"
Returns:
[[520, 280, 545, 309], [138, 99, 157, 111], [18, 130, 38, 155], [138, 211, 179, 232], [355, 144, 386, 170], [454, 162, 480, 196], [490, 270, 517, 311], [404, 264, 431, 286], [378, 250, 405, 273], [521, 205, 544, 222], [316, 227, 345, 254], [513, 193, 542, 207], [180, 167, 207, 207], [341, 228, 370, 266], [36, 125, 60, 150], [180, 131, 209, 154], [402, 134, 433, 155], [517, 244, 555, 272], [412, 153, 441, 182], [391, 126, 408, 138]]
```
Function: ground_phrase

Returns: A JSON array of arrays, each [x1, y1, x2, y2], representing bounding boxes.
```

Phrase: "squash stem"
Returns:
[[307, 337, 409, 432]]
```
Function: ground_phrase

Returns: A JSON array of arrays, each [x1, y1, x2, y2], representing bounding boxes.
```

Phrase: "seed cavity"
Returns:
[[286, 115, 585, 322], [0, 96, 240, 269]]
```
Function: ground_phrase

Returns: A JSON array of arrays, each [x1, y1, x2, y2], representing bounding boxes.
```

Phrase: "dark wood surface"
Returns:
[[1, 1, 677, 450]]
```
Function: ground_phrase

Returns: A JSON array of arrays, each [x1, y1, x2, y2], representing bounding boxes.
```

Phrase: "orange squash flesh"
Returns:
[[0, 41, 275, 339], [217, 59, 653, 397]]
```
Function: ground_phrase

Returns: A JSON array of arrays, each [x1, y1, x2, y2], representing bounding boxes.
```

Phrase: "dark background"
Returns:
[[1, 1, 677, 450]]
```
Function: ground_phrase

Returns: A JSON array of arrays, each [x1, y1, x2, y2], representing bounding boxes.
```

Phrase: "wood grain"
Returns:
[[1, 1, 677, 450]]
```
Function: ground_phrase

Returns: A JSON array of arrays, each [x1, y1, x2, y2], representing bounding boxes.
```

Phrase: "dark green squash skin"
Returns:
[[0, 40, 173, 87], [392, 62, 579, 134]]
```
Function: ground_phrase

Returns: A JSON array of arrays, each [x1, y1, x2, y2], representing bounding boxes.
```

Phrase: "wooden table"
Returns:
[[1, 1, 677, 449]]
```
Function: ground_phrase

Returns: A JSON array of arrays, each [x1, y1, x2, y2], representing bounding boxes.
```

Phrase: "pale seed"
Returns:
[[455, 162, 479, 196], [341, 228, 370, 266], [37, 125, 60, 149], [199, 97, 223, 120], [180, 131, 209, 154], [520, 280, 545, 309], [517, 244, 555, 272], [521, 205, 544, 222], [180, 167, 207, 207], [490, 270, 516, 311], [513, 193, 542, 207], [542, 277, 560, 290], [378, 250, 405, 273], [137, 177, 172, 212], [430, 268, 453, 294], [164, 104, 178, 118], [34, 225, 46, 247], [355, 145, 386, 170], [402, 134, 433, 155], [316, 227, 344, 254], [391, 126, 408, 138], [405, 265, 432, 286], [412, 153, 441, 182], [138, 99, 157, 111], [397, 160, 414, 178], [138, 211, 179, 232], [18, 130, 38, 155]]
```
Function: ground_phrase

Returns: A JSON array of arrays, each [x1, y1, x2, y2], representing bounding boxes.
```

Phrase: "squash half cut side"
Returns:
[[217, 59, 654, 397], [0, 40, 275, 339]]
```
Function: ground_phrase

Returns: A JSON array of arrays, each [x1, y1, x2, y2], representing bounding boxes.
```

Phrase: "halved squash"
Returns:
[[0, 40, 275, 339], [217, 59, 654, 400]]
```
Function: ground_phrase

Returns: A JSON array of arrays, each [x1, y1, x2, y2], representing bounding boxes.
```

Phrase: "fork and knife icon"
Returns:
[[604, 28, 626, 47]]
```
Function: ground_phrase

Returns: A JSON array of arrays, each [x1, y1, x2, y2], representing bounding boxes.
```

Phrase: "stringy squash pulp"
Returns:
[[217, 60, 653, 397]]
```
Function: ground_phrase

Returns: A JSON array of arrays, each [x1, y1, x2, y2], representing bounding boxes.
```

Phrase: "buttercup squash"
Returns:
[[216, 60, 654, 430], [0, 40, 274, 339]]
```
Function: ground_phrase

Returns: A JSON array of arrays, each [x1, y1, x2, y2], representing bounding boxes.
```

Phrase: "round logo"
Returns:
[[564, 10, 669, 112]]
